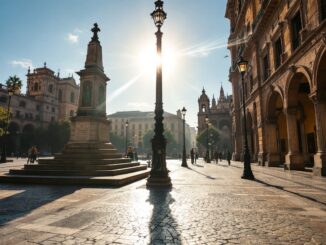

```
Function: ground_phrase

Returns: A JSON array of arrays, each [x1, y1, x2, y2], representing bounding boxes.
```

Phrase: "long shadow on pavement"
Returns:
[[255, 179, 326, 207], [0, 184, 79, 225], [187, 167, 216, 180], [147, 188, 182, 244]]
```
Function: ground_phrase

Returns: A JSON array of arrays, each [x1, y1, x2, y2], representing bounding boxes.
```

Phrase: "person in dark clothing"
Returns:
[[214, 151, 219, 164], [227, 150, 231, 166], [127, 146, 134, 161], [190, 148, 195, 164]]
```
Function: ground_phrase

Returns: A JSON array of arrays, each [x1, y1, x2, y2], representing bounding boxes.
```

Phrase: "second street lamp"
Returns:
[[205, 116, 211, 163], [237, 56, 254, 180], [181, 107, 188, 167], [125, 120, 129, 156], [146, 0, 171, 188]]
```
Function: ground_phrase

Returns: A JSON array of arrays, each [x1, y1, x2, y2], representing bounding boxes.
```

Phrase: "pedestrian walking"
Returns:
[[127, 146, 134, 161], [214, 151, 219, 164], [219, 152, 223, 162], [134, 148, 138, 161], [31, 146, 38, 163], [195, 151, 198, 164], [227, 150, 231, 166], [190, 148, 195, 164]]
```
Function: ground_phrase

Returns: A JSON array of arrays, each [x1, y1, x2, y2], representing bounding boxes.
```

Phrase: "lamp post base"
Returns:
[[146, 175, 172, 188], [242, 150, 255, 180]]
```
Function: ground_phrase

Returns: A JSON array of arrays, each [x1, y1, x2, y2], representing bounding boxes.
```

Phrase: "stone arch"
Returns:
[[312, 45, 326, 88], [285, 66, 312, 107], [285, 70, 316, 168]]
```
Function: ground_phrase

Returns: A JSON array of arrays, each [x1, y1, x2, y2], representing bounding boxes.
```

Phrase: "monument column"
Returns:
[[285, 107, 304, 170], [69, 23, 110, 144]]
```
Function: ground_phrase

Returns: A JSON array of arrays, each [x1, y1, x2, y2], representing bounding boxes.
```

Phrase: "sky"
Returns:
[[0, 0, 231, 128]]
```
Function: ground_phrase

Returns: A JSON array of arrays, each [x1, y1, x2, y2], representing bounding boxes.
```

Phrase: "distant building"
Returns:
[[108, 110, 192, 155], [225, 0, 326, 176], [0, 63, 79, 154], [197, 86, 232, 157]]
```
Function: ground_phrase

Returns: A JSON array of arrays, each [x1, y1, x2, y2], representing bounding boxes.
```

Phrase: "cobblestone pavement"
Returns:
[[0, 158, 326, 245]]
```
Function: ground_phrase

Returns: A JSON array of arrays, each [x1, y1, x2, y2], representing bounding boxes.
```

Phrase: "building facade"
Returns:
[[225, 0, 326, 176], [0, 64, 79, 153], [197, 86, 232, 157], [108, 110, 192, 155]]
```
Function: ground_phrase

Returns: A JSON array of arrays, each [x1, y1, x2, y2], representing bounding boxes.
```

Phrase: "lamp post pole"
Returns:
[[147, 0, 171, 187], [181, 107, 187, 167], [125, 120, 129, 156], [237, 56, 254, 180]]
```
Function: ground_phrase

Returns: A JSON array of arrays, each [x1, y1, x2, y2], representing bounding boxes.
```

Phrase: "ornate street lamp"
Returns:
[[205, 116, 211, 163], [147, 0, 171, 187], [181, 107, 188, 167], [237, 56, 254, 180], [125, 120, 129, 156], [1, 81, 21, 163]]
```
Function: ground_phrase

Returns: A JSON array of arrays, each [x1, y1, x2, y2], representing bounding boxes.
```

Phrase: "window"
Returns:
[[51, 116, 55, 122], [15, 111, 20, 118], [70, 92, 75, 103], [48, 84, 53, 93], [19, 101, 26, 108], [263, 54, 270, 80], [33, 82, 39, 91], [274, 37, 283, 69], [291, 11, 302, 51], [0, 96, 7, 103], [322, 0, 326, 20], [36, 104, 41, 111], [58, 89, 62, 102], [51, 107, 55, 113]]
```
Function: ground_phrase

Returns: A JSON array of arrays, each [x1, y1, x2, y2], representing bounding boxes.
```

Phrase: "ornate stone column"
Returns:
[[265, 117, 280, 167], [285, 107, 304, 170], [310, 92, 326, 176]]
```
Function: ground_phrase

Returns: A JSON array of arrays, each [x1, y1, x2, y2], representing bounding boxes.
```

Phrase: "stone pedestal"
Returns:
[[267, 153, 280, 167], [285, 153, 305, 170], [313, 152, 326, 176], [70, 116, 110, 143]]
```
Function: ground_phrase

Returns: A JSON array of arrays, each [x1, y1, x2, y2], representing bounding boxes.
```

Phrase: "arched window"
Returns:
[[70, 92, 75, 103], [48, 84, 53, 93], [58, 89, 63, 102], [82, 81, 92, 106], [33, 82, 39, 91], [98, 85, 105, 106]]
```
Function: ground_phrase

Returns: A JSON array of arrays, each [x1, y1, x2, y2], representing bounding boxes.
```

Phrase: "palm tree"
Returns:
[[6, 75, 22, 94]]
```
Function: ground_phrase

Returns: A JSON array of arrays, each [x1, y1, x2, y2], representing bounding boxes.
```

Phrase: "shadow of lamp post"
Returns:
[[181, 107, 188, 167], [237, 56, 255, 180], [146, 0, 172, 188], [1, 76, 22, 163]]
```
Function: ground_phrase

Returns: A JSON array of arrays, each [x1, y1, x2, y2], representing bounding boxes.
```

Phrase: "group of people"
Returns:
[[213, 150, 231, 165], [126, 146, 138, 162], [190, 148, 199, 164]]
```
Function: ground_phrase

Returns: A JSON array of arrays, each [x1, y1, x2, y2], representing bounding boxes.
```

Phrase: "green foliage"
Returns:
[[142, 130, 178, 156], [0, 107, 8, 136], [6, 75, 22, 92], [109, 132, 125, 153], [197, 125, 220, 149]]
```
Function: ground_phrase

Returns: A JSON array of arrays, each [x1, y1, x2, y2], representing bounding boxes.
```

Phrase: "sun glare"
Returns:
[[137, 41, 177, 77]]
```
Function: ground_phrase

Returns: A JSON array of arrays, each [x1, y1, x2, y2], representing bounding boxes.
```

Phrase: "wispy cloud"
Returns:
[[10, 59, 33, 69], [179, 38, 228, 58], [73, 28, 83, 33], [66, 33, 79, 43]]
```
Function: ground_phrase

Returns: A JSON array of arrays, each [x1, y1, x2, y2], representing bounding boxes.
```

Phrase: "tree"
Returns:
[[142, 130, 178, 156], [197, 125, 220, 151], [0, 107, 8, 137], [6, 75, 22, 93], [109, 132, 125, 153]]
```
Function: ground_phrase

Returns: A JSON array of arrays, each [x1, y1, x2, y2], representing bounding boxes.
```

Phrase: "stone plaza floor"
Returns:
[[0, 158, 326, 245]]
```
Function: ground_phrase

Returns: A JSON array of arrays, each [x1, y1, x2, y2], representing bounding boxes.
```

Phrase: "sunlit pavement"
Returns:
[[0, 158, 326, 245]]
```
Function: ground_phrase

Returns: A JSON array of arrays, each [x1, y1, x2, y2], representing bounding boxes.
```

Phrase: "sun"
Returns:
[[137, 41, 177, 77]]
